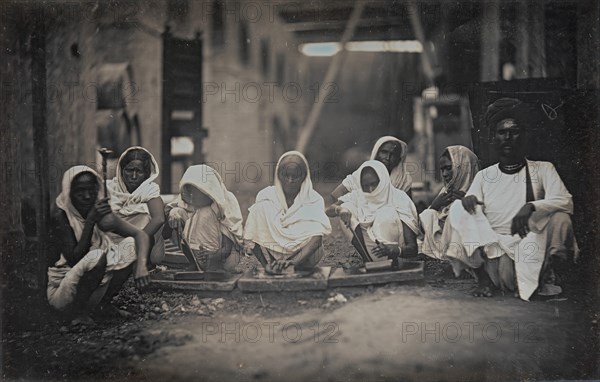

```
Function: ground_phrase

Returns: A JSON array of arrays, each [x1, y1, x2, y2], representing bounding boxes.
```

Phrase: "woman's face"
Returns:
[[375, 142, 401, 172], [439, 155, 453, 185], [360, 167, 380, 193], [278, 155, 307, 200], [122, 159, 149, 193], [181, 184, 212, 208], [70, 172, 99, 217]]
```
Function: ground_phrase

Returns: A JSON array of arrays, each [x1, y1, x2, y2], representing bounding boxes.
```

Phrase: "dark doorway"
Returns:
[[161, 28, 207, 193]]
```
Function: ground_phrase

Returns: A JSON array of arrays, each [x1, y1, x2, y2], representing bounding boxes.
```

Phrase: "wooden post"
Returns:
[[514, 0, 530, 78], [577, 0, 600, 89], [295, 1, 365, 154], [528, 1, 546, 78], [480, 0, 501, 81], [31, 13, 50, 288], [0, 21, 25, 284]]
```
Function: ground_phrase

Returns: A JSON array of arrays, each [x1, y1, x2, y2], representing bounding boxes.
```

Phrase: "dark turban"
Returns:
[[485, 97, 529, 131]]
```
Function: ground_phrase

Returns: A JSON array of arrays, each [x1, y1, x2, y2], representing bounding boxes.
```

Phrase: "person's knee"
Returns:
[[548, 212, 572, 230], [374, 206, 400, 225]]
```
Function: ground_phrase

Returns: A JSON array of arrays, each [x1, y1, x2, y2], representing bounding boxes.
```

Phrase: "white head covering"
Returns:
[[441, 145, 480, 194], [107, 146, 161, 216], [340, 160, 419, 235], [176, 165, 244, 245], [56, 165, 110, 251], [244, 151, 332, 254], [370, 136, 412, 193], [342, 136, 412, 193]]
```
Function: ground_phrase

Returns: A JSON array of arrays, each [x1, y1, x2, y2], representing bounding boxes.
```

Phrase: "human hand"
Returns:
[[337, 206, 353, 227], [87, 198, 112, 223], [511, 203, 535, 238], [265, 260, 293, 274], [168, 207, 188, 231], [461, 195, 484, 214], [373, 240, 400, 259]]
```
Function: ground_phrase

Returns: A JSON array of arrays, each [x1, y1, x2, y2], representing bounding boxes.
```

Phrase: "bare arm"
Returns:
[[401, 222, 418, 257], [326, 183, 349, 206], [55, 211, 96, 267], [143, 197, 166, 236]]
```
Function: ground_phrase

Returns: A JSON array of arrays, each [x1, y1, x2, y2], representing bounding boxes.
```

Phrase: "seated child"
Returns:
[[165, 165, 244, 272], [327, 160, 419, 264]]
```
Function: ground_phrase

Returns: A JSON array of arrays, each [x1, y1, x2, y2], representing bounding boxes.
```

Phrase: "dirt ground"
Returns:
[[2, 186, 599, 381]]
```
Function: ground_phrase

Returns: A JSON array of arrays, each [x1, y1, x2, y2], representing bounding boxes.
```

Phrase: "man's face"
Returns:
[[70, 172, 99, 217], [494, 118, 526, 160], [375, 142, 402, 172]]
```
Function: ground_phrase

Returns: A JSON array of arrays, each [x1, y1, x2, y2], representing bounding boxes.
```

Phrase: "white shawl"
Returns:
[[174, 165, 244, 245], [340, 160, 419, 235], [107, 146, 161, 216], [244, 151, 332, 254]]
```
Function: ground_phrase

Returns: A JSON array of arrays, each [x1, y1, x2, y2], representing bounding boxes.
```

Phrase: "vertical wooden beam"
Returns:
[[528, 1, 546, 78], [0, 15, 25, 283], [480, 0, 501, 81], [31, 12, 50, 286], [161, 27, 172, 193], [577, 0, 600, 89], [514, 0, 530, 78]]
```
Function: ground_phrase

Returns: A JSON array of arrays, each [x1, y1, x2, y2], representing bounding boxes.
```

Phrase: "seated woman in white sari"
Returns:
[[165, 165, 244, 273], [419, 146, 479, 272], [329, 136, 413, 205], [107, 147, 165, 266], [244, 151, 332, 275], [48, 166, 150, 322], [326, 160, 419, 264]]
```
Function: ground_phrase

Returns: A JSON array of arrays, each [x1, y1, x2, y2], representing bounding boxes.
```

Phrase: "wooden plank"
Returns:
[[328, 261, 424, 288], [238, 267, 331, 292], [150, 273, 241, 292], [162, 252, 190, 265]]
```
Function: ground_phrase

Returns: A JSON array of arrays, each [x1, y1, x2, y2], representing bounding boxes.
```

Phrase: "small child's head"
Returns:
[[181, 184, 212, 208]]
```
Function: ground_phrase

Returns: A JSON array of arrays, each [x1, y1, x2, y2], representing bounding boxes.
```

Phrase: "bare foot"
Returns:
[[95, 303, 132, 319], [71, 314, 95, 326], [472, 285, 494, 297]]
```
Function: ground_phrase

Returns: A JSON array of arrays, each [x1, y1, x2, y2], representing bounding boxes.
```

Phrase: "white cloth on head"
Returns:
[[342, 136, 412, 193], [445, 160, 579, 301], [243, 151, 332, 255], [48, 166, 137, 310], [339, 160, 419, 246], [419, 146, 479, 260], [171, 165, 244, 249], [107, 146, 161, 216], [55, 165, 111, 255], [107, 146, 164, 263]]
